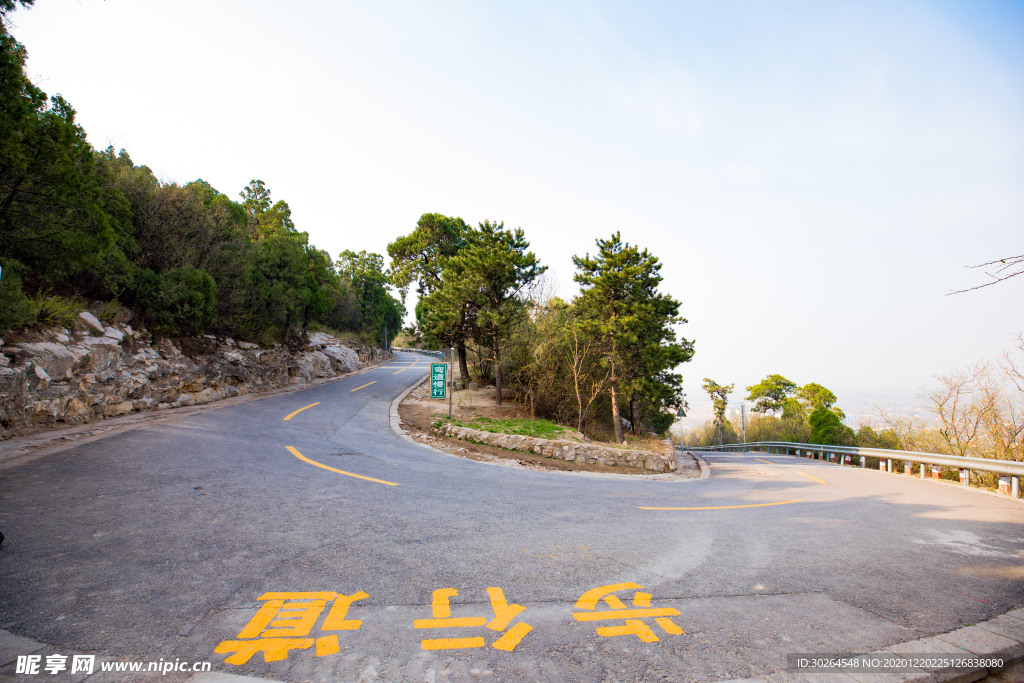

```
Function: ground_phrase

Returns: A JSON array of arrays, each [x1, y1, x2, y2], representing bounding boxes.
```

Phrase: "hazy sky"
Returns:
[[11, 0, 1024, 423]]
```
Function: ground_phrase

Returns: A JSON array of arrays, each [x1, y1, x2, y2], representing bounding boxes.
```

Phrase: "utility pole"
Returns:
[[449, 347, 454, 419], [741, 404, 746, 443], [383, 326, 389, 363]]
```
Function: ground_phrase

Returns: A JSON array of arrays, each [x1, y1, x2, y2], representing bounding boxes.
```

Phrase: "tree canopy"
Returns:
[[746, 374, 798, 415], [574, 232, 692, 443], [796, 382, 837, 410], [0, 20, 404, 344]]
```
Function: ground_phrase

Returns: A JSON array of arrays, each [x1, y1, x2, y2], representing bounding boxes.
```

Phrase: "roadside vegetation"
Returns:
[[389, 216, 693, 445], [0, 2, 403, 347], [686, 339, 1024, 487]]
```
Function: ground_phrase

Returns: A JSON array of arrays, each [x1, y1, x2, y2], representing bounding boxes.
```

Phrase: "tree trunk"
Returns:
[[458, 344, 469, 382], [493, 333, 502, 407], [609, 357, 625, 443], [626, 395, 634, 438]]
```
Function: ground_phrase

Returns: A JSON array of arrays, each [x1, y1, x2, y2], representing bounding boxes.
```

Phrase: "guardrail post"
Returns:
[[921, 463, 926, 479], [960, 469, 970, 487], [886, 458, 892, 473], [860, 455, 865, 468], [1013, 476, 1020, 499]]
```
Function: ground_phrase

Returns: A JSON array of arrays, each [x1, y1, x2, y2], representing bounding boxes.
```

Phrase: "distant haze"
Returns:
[[11, 0, 1023, 421]]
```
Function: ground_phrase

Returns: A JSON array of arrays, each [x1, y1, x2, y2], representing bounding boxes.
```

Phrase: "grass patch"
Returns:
[[447, 416, 570, 440]]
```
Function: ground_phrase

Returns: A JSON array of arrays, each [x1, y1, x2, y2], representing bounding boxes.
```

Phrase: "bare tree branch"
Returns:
[[948, 254, 1024, 295]]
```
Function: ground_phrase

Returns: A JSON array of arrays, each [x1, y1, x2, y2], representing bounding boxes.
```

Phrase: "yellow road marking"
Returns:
[[799, 471, 827, 485], [431, 588, 458, 617], [414, 617, 487, 628], [286, 446, 398, 486], [640, 499, 804, 510], [392, 368, 406, 374], [755, 458, 775, 465], [573, 608, 680, 621], [492, 623, 532, 651], [421, 637, 484, 650], [656, 617, 685, 634], [575, 583, 643, 610], [351, 381, 377, 392], [283, 402, 320, 421], [486, 587, 525, 631]]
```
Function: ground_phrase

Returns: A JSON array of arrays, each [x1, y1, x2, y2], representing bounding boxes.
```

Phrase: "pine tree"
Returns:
[[573, 233, 692, 443]]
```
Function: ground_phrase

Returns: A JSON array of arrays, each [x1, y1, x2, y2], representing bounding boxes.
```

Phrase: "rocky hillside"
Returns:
[[0, 313, 373, 440]]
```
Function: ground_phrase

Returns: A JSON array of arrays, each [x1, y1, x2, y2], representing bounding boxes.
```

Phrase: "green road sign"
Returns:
[[430, 363, 447, 399]]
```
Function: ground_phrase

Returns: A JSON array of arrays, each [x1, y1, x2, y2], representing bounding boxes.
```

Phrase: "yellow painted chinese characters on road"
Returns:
[[414, 587, 532, 652], [572, 583, 684, 642], [214, 590, 368, 664]]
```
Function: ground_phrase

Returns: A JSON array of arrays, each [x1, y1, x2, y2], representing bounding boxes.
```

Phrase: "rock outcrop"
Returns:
[[433, 423, 678, 473], [0, 321, 369, 440]]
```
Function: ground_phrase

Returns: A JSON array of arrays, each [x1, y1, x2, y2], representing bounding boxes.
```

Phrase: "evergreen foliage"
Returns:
[[809, 405, 856, 446], [745, 374, 798, 415], [390, 225, 694, 439], [574, 233, 692, 442], [0, 17, 404, 343]]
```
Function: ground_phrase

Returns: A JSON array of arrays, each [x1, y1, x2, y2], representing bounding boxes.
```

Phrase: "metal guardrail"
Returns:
[[391, 347, 445, 359], [688, 440, 1022, 498]]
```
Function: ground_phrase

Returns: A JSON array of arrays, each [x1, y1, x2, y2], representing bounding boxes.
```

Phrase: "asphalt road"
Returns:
[[1, 353, 1023, 683]]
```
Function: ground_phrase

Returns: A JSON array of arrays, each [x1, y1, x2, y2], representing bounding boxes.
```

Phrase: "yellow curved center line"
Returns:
[[392, 368, 407, 374], [640, 499, 804, 510], [283, 402, 320, 421], [351, 381, 377, 392], [286, 446, 399, 486], [798, 471, 827, 485], [755, 458, 775, 465]]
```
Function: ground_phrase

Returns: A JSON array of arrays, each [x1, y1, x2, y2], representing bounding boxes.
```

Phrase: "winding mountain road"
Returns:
[[1, 352, 1022, 682]]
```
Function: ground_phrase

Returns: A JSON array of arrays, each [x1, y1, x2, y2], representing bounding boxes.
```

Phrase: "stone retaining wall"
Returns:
[[433, 423, 677, 473], [0, 315, 366, 440]]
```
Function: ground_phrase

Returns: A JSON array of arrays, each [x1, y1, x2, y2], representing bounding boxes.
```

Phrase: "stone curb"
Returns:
[[435, 422, 679, 472], [688, 450, 711, 479], [390, 373, 707, 483], [389, 372, 430, 446]]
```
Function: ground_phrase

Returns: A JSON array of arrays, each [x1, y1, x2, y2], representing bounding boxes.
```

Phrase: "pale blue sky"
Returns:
[[11, 0, 1024, 423]]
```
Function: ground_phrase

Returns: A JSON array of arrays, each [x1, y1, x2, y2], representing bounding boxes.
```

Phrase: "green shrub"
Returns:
[[95, 300, 122, 324], [138, 266, 217, 335], [34, 294, 84, 328], [809, 406, 856, 446], [0, 259, 36, 334]]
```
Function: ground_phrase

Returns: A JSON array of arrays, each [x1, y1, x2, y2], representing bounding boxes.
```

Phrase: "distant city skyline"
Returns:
[[10, 0, 1023, 423]]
